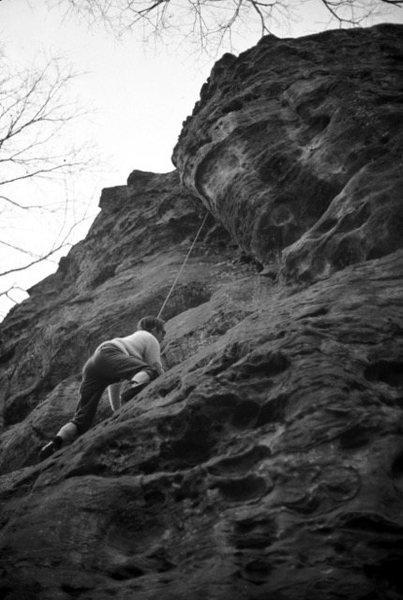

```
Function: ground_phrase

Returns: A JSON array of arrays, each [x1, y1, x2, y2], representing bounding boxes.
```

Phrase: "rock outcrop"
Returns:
[[1, 24, 403, 600], [173, 24, 403, 283]]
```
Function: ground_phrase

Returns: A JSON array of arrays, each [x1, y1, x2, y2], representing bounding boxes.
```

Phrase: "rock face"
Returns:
[[0, 171, 238, 471], [173, 24, 403, 283], [1, 24, 403, 600]]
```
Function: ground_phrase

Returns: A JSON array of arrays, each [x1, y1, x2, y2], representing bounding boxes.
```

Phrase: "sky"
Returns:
[[0, 0, 402, 320]]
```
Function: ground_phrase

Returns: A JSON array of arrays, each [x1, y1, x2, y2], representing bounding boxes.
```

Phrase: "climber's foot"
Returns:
[[39, 438, 62, 461]]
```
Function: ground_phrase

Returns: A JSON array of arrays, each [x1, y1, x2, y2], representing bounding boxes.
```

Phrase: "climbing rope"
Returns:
[[157, 211, 209, 319]]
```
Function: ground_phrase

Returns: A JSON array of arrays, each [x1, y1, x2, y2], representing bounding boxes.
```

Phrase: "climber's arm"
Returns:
[[151, 361, 164, 376], [144, 335, 164, 376]]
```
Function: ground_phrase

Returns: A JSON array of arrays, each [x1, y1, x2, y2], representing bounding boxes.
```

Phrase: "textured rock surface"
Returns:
[[173, 24, 403, 283], [1, 24, 403, 600], [0, 170, 242, 472]]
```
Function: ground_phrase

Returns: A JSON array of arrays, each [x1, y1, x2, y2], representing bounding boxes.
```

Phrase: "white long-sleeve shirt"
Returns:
[[102, 330, 164, 411], [109, 330, 163, 371]]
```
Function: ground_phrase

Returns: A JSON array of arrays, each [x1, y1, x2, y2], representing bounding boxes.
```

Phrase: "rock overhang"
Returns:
[[173, 24, 403, 282]]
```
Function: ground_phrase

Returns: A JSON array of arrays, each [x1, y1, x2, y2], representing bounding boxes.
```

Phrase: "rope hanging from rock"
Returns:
[[157, 211, 209, 319]]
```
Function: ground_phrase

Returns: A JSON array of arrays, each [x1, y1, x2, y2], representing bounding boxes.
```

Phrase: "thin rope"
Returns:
[[157, 211, 209, 319]]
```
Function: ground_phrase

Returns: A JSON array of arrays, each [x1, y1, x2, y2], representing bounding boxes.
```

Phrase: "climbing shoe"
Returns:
[[39, 437, 62, 461]]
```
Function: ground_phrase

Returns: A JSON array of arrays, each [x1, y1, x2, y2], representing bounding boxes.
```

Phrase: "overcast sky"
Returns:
[[1, 0, 402, 320]]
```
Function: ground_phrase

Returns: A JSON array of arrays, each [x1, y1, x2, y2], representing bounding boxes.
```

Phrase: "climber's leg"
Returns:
[[39, 354, 106, 461], [39, 422, 79, 460], [95, 344, 158, 405], [39, 344, 157, 461], [95, 343, 156, 381], [70, 353, 111, 435]]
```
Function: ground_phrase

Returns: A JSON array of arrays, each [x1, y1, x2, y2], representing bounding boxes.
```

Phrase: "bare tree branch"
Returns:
[[0, 242, 69, 278], [51, 0, 403, 50], [0, 214, 90, 279], [0, 286, 27, 300], [0, 240, 43, 258], [0, 194, 45, 210], [0, 55, 97, 318]]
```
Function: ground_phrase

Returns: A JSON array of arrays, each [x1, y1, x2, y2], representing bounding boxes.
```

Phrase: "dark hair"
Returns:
[[137, 316, 165, 333]]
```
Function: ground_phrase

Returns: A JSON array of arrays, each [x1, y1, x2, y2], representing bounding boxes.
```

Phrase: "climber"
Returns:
[[39, 316, 166, 461]]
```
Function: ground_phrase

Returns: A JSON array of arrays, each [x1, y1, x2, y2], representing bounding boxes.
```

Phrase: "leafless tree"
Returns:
[[0, 56, 95, 317], [56, 0, 403, 49]]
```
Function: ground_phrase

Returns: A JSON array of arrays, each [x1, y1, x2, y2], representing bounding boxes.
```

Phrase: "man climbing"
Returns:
[[39, 315, 166, 460]]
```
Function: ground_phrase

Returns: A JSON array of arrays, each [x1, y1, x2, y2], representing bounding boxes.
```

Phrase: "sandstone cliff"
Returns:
[[0, 24, 402, 600]]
